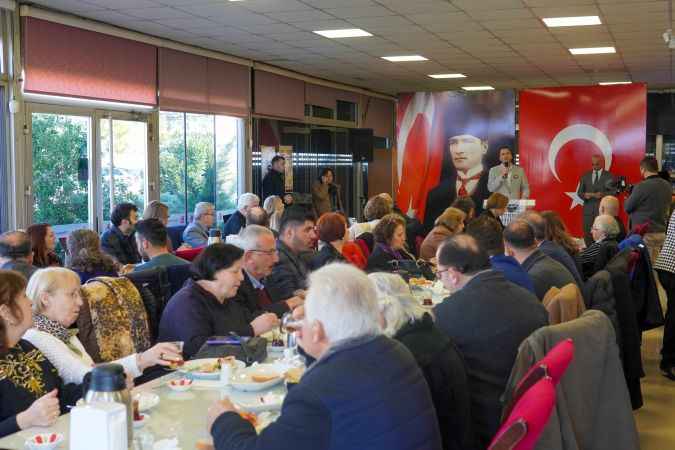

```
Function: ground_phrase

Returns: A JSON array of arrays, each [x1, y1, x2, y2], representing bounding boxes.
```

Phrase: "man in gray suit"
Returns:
[[504, 219, 577, 300], [577, 155, 616, 246], [487, 147, 529, 200]]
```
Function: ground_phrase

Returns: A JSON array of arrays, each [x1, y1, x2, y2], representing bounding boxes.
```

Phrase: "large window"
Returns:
[[159, 112, 241, 227]]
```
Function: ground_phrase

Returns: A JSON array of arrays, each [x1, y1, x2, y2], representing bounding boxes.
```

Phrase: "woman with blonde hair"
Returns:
[[23, 267, 181, 384], [142, 200, 190, 251], [419, 208, 466, 261], [263, 195, 285, 233]]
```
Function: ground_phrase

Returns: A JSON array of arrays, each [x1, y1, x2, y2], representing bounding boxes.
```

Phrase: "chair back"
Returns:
[[175, 246, 204, 261], [167, 225, 186, 248], [489, 377, 556, 450], [542, 284, 585, 325], [342, 241, 367, 269], [355, 238, 371, 259], [415, 235, 424, 257], [166, 264, 194, 297], [124, 267, 171, 341]]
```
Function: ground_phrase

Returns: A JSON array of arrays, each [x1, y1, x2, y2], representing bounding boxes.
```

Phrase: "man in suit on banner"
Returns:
[[487, 146, 529, 199], [424, 133, 491, 231], [577, 155, 616, 246]]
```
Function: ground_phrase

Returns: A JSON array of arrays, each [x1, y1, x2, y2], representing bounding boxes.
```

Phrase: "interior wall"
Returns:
[[367, 147, 394, 199]]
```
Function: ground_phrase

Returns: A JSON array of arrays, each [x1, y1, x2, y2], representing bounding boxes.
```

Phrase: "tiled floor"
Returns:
[[634, 328, 675, 450]]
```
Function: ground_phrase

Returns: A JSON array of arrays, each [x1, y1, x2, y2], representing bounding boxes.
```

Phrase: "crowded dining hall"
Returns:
[[0, 0, 673, 449]]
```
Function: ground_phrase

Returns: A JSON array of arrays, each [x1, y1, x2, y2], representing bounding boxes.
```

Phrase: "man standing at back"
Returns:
[[577, 155, 616, 246], [504, 220, 577, 300], [262, 155, 286, 200], [101, 202, 141, 265], [625, 156, 673, 264], [434, 234, 547, 448], [266, 207, 317, 302]]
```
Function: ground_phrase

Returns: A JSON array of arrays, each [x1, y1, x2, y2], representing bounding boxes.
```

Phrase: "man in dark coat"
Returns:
[[424, 134, 491, 231], [577, 155, 617, 246], [433, 234, 548, 447], [223, 193, 260, 236], [100, 202, 141, 265], [262, 155, 286, 200], [207, 264, 443, 450], [0, 231, 38, 280]]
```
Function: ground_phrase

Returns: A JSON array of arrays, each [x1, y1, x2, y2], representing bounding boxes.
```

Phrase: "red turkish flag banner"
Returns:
[[518, 84, 646, 237]]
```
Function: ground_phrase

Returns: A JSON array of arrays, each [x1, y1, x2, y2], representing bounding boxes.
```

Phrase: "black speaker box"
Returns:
[[350, 128, 374, 162]]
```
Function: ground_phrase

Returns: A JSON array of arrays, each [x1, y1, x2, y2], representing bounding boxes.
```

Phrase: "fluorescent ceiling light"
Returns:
[[313, 29, 372, 38], [462, 86, 494, 91], [543, 16, 601, 27], [428, 73, 466, 79], [382, 55, 428, 62], [599, 81, 632, 85], [569, 46, 616, 55]]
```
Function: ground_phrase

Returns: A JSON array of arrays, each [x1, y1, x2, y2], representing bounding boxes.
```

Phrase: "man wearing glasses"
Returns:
[[183, 202, 215, 248], [233, 225, 303, 318]]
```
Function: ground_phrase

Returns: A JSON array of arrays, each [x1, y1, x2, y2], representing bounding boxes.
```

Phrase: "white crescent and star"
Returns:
[[547, 124, 613, 210]]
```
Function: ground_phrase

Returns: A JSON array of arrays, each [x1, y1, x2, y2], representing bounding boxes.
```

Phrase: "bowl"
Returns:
[[25, 433, 63, 450], [167, 378, 193, 392]]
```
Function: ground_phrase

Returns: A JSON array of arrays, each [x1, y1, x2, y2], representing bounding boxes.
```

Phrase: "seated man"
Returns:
[[224, 193, 260, 236], [465, 215, 535, 293], [100, 202, 141, 265], [504, 220, 578, 300], [599, 195, 627, 242], [183, 202, 215, 248], [579, 214, 620, 280], [133, 219, 189, 272], [234, 225, 303, 318], [433, 234, 547, 447], [521, 211, 584, 287], [266, 208, 317, 302], [208, 263, 443, 450], [0, 231, 37, 280], [245, 206, 269, 228]]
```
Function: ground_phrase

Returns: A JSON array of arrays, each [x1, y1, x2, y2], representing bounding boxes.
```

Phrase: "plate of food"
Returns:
[[179, 357, 246, 380], [235, 392, 285, 413], [409, 277, 433, 288], [230, 363, 287, 391], [133, 391, 160, 412]]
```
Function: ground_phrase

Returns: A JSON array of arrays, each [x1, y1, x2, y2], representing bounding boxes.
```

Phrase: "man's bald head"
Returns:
[[519, 211, 546, 241], [504, 220, 536, 250], [437, 233, 490, 275], [0, 231, 32, 260], [246, 206, 269, 228], [599, 195, 619, 216]]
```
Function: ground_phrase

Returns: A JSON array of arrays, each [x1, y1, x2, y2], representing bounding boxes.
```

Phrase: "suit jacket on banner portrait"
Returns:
[[518, 84, 646, 237]]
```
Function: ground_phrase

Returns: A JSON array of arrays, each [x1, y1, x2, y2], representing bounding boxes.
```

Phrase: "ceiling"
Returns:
[[28, 0, 675, 94]]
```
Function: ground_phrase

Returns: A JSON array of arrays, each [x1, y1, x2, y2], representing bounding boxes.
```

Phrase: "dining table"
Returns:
[[0, 347, 298, 450]]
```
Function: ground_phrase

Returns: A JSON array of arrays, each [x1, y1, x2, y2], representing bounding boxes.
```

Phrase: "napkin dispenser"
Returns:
[[69, 402, 127, 450]]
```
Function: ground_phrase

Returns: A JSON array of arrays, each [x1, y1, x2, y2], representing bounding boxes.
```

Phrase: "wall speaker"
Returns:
[[350, 128, 374, 162]]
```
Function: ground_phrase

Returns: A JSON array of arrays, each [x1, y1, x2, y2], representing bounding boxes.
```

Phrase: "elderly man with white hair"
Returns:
[[224, 193, 260, 236], [369, 272, 473, 450], [207, 263, 442, 450], [578, 214, 621, 279], [182, 202, 215, 248], [232, 225, 303, 318]]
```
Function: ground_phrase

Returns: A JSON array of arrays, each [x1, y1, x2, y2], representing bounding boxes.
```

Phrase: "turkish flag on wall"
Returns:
[[519, 84, 646, 237]]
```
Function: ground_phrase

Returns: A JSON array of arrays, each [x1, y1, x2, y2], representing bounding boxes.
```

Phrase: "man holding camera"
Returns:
[[577, 155, 617, 246], [487, 146, 529, 200]]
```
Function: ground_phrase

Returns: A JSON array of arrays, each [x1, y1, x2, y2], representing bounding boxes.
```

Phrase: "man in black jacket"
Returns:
[[262, 155, 286, 200], [234, 225, 303, 318], [433, 234, 548, 447], [100, 202, 141, 265], [265, 207, 317, 302], [223, 193, 259, 236]]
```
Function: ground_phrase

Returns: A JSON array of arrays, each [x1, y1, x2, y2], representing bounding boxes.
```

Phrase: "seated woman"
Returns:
[[263, 195, 284, 234], [157, 243, 279, 359], [419, 207, 465, 261], [66, 229, 119, 284], [23, 267, 180, 384], [309, 213, 348, 271], [26, 223, 61, 268], [369, 272, 473, 450], [0, 270, 80, 438], [349, 195, 392, 241], [481, 192, 508, 229], [366, 214, 415, 273], [143, 200, 190, 252], [578, 215, 620, 280], [541, 211, 581, 258]]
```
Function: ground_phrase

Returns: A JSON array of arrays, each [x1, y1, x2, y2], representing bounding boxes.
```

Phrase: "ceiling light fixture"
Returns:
[[462, 86, 494, 91], [569, 46, 616, 55], [542, 16, 601, 27], [313, 29, 373, 38], [599, 81, 632, 85], [382, 55, 428, 62], [428, 73, 466, 79]]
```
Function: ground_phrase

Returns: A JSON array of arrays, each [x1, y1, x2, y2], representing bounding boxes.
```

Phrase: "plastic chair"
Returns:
[[489, 377, 556, 450], [175, 246, 204, 261]]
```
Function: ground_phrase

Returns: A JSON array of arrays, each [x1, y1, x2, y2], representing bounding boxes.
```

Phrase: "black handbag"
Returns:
[[192, 336, 268, 365], [388, 258, 435, 281]]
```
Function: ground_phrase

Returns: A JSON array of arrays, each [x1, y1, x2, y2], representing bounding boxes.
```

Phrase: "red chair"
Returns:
[[342, 241, 367, 269], [355, 238, 371, 259], [489, 377, 556, 450], [415, 235, 424, 257], [175, 246, 204, 262]]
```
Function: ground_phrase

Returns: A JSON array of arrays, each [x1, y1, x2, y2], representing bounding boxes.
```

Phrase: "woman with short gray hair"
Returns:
[[369, 272, 473, 450]]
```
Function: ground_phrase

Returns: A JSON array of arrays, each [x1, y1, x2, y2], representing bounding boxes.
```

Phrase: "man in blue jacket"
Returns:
[[207, 263, 442, 450]]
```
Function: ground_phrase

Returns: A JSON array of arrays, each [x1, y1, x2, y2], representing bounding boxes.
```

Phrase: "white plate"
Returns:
[[230, 363, 289, 392], [179, 358, 246, 380], [235, 392, 285, 413], [133, 392, 160, 412]]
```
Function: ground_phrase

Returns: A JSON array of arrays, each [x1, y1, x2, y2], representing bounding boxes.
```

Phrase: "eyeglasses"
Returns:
[[436, 267, 451, 276], [251, 249, 278, 255]]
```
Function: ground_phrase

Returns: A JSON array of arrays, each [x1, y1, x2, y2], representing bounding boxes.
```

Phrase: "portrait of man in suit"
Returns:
[[577, 154, 616, 245], [424, 133, 492, 231]]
